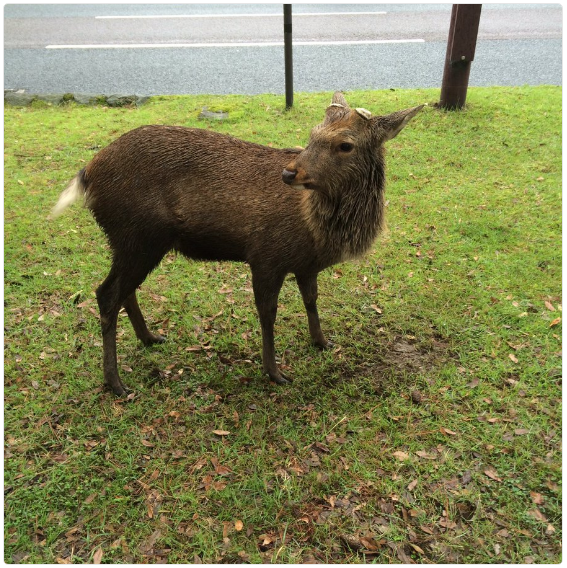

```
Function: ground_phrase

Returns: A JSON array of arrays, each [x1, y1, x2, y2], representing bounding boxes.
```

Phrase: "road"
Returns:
[[4, 3, 562, 95]]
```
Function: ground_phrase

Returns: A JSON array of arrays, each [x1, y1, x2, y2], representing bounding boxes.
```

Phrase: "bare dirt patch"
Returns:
[[335, 332, 453, 395], [376, 335, 451, 376]]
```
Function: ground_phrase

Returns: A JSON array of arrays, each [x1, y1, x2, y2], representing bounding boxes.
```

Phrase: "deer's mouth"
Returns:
[[282, 167, 316, 190], [291, 182, 316, 190]]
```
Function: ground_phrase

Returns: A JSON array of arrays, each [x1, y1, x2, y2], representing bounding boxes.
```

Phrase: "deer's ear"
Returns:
[[373, 105, 424, 142]]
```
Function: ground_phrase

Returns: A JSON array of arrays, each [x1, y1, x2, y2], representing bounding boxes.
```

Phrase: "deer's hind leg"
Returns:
[[96, 246, 168, 396], [123, 292, 165, 346]]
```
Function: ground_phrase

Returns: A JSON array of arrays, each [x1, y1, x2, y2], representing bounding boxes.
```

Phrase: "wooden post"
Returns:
[[283, 4, 293, 109], [440, 4, 482, 110]]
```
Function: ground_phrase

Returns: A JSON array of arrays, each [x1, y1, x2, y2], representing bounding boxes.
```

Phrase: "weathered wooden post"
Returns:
[[440, 4, 482, 110], [283, 4, 293, 109]]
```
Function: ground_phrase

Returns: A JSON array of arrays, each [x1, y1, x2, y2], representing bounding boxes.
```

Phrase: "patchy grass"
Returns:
[[4, 86, 561, 563]]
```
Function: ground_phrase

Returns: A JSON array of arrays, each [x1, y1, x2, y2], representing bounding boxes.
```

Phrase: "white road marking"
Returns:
[[46, 39, 426, 50], [95, 12, 388, 20]]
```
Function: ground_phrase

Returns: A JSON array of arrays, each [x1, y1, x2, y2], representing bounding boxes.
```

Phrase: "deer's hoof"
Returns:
[[142, 332, 166, 346], [316, 339, 334, 350], [105, 377, 131, 397], [268, 371, 293, 385]]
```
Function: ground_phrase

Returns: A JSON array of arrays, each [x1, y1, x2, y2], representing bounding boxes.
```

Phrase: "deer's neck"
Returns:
[[305, 165, 385, 264]]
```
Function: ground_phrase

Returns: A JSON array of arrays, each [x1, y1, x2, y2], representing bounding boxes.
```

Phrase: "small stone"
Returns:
[[199, 106, 229, 121], [106, 95, 149, 107], [74, 93, 102, 105], [135, 95, 150, 106], [106, 94, 137, 107], [36, 94, 64, 105], [5, 91, 36, 106]]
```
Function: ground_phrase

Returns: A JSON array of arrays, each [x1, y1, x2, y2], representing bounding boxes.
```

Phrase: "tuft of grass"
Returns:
[[5, 86, 561, 563]]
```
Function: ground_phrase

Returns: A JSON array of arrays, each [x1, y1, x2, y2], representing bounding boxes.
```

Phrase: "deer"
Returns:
[[50, 92, 423, 396]]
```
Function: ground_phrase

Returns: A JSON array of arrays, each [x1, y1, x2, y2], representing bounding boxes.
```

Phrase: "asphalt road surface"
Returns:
[[4, 3, 562, 95]]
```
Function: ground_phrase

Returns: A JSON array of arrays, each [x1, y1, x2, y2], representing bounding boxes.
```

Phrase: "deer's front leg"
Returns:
[[296, 272, 333, 349]]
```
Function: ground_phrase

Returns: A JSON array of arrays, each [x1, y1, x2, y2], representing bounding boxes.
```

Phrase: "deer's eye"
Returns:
[[339, 142, 354, 153]]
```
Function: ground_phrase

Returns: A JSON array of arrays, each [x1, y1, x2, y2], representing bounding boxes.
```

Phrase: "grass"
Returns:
[[4, 86, 561, 563]]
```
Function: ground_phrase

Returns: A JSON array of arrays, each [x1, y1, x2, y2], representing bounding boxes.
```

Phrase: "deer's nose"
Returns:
[[282, 168, 297, 184]]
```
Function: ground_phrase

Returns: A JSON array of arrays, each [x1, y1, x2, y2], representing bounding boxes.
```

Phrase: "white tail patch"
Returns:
[[49, 176, 85, 219]]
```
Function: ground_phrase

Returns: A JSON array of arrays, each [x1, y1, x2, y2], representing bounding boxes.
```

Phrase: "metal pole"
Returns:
[[283, 4, 293, 109], [439, 4, 482, 110]]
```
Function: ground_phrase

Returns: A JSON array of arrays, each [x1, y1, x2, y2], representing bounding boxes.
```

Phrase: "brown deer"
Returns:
[[51, 92, 423, 396]]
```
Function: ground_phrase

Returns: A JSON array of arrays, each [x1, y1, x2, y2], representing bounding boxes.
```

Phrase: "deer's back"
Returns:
[[83, 125, 317, 269], [86, 125, 298, 196]]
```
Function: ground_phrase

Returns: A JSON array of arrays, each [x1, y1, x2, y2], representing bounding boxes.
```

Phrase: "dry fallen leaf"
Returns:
[[260, 534, 275, 547], [549, 317, 561, 327], [484, 467, 502, 482], [92, 548, 103, 564], [210, 457, 233, 476], [545, 301, 556, 312], [201, 474, 213, 491], [546, 479, 559, 492], [415, 450, 437, 460], [461, 470, 473, 485], [140, 529, 161, 555], [359, 536, 381, 551], [528, 509, 548, 523], [407, 479, 418, 491], [84, 493, 97, 505], [370, 304, 382, 314], [546, 523, 556, 535], [392, 451, 409, 461], [235, 520, 244, 531], [438, 518, 457, 530], [212, 430, 231, 436], [530, 491, 544, 505], [393, 542, 413, 563], [409, 542, 425, 554], [340, 534, 364, 552], [508, 353, 519, 364]]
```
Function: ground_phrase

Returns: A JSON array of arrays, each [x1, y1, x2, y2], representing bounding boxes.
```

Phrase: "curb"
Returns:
[[4, 89, 150, 107]]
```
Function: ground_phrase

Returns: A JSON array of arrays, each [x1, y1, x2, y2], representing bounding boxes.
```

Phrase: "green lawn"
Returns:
[[4, 86, 561, 563]]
